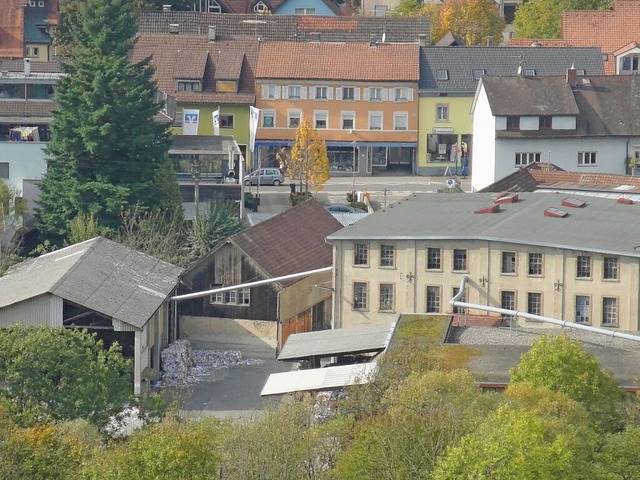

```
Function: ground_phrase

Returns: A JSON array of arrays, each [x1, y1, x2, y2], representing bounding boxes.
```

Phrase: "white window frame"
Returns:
[[379, 283, 395, 311], [373, 4, 388, 16], [262, 109, 275, 128], [578, 151, 597, 166], [208, 0, 222, 12], [353, 282, 368, 310], [314, 110, 328, 129], [393, 112, 408, 131], [603, 257, 619, 280], [341, 86, 357, 101], [219, 113, 234, 129], [515, 152, 541, 166], [288, 85, 302, 100], [394, 87, 408, 102], [315, 86, 328, 100], [177, 80, 201, 92], [294, 7, 316, 14], [436, 104, 449, 122], [368, 87, 383, 101], [602, 297, 618, 325], [369, 111, 383, 131], [527, 292, 542, 316], [380, 244, 395, 268], [288, 110, 302, 129], [238, 288, 250, 305], [575, 295, 591, 324], [261, 84, 278, 100], [426, 285, 441, 313], [254, 1, 268, 12], [341, 111, 355, 130]]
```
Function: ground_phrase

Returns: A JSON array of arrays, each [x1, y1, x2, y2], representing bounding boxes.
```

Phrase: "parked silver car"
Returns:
[[244, 168, 284, 186]]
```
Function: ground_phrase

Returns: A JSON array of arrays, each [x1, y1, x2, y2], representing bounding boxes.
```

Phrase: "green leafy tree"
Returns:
[[514, 0, 613, 39], [510, 334, 623, 432], [433, 405, 596, 479], [0, 326, 131, 427], [82, 417, 225, 479], [287, 116, 330, 194], [68, 213, 103, 244], [38, 0, 174, 245], [596, 426, 640, 479], [330, 370, 499, 479]]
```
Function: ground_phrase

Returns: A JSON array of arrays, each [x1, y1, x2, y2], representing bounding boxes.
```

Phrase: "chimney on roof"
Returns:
[[208, 26, 216, 42], [169, 23, 179, 34], [23, 57, 31, 76], [162, 4, 172, 11], [566, 66, 577, 86], [418, 34, 427, 47]]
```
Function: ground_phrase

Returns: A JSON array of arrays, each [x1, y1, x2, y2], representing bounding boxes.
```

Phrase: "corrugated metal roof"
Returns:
[[0, 237, 183, 329], [326, 192, 640, 258], [278, 322, 396, 360], [261, 361, 377, 396]]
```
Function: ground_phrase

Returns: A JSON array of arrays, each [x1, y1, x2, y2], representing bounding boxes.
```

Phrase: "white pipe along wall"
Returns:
[[450, 276, 640, 344]]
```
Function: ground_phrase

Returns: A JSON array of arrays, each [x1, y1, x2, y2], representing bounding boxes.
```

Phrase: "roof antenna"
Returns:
[[517, 55, 523, 76]]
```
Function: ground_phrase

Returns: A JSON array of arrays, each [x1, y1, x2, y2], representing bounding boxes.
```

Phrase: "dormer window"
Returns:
[[217, 80, 237, 93], [208, 0, 221, 12], [523, 68, 536, 76], [622, 54, 640, 73], [436, 69, 449, 81], [506, 116, 520, 130], [177, 80, 200, 92], [253, 1, 269, 13]]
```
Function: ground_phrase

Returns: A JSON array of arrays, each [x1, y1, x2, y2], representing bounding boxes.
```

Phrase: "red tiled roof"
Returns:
[[0, 0, 25, 58], [229, 199, 343, 286], [131, 34, 258, 104], [256, 41, 420, 81], [0, 99, 54, 119]]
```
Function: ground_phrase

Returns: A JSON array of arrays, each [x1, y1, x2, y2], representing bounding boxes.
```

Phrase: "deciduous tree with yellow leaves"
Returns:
[[285, 115, 330, 194]]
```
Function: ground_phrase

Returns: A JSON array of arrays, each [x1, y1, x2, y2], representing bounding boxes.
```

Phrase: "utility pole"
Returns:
[[191, 157, 201, 219]]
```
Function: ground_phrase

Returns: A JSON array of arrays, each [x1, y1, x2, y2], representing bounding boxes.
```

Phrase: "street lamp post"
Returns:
[[352, 141, 356, 198]]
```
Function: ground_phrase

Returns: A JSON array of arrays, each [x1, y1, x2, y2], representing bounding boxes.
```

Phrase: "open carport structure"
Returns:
[[277, 322, 397, 368]]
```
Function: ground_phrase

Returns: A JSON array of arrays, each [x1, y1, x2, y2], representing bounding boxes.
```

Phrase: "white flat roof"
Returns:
[[260, 362, 378, 396]]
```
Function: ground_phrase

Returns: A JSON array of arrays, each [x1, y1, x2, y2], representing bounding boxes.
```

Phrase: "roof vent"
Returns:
[[495, 194, 518, 204], [169, 23, 179, 34], [23, 57, 31, 76], [617, 197, 634, 205], [208, 26, 216, 41], [474, 204, 500, 214], [561, 197, 586, 208], [544, 207, 568, 218], [581, 77, 591, 86]]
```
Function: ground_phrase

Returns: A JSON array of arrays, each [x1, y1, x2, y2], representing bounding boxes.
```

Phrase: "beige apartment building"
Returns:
[[327, 192, 640, 331]]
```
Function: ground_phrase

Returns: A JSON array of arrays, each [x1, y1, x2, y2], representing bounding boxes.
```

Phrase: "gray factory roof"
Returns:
[[326, 192, 640, 258], [0, 237, 183, 329]]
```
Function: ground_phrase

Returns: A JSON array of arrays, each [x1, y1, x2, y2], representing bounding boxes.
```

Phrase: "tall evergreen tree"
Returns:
[[37, 0, 175, 244]]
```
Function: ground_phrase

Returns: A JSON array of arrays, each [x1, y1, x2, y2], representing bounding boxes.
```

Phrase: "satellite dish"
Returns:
[[446, 178, 456, 189]]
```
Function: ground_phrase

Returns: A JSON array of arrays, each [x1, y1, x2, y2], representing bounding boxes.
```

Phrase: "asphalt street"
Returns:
[[247, 175, 472, 214]]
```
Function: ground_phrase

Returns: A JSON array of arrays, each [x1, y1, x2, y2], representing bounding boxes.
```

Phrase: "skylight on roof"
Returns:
[[436, 69, 449, 81], [544, 207, 568, 218], [523, 68, 536, 76], [562, 197, 586, 208], [614, 185, 634, 191]]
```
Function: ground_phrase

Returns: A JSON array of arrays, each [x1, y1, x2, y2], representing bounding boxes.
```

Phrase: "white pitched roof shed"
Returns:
[[0, 237, 183, 329]]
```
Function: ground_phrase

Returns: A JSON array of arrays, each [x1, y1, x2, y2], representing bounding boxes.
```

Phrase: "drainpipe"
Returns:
[[450, 276, 640, 343]]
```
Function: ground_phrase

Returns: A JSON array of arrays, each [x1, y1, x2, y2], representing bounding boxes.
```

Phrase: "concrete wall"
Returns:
[[333, 238, 640, 330], [180, 314, 278, 351]]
